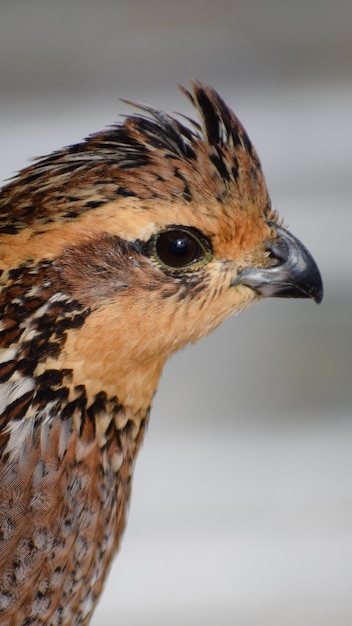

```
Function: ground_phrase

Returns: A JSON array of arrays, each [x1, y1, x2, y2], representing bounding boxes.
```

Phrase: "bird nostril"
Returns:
[[266, 238, 288, 267]]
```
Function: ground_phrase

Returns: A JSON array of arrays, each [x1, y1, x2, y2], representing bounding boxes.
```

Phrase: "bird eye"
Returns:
[[153, 227, 210, 269]]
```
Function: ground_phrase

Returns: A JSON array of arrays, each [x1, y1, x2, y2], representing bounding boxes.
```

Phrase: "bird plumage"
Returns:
[[0, 82, 323, 624]]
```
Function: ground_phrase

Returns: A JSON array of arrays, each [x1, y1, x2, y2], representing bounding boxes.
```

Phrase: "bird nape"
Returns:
[[0, 82, 323, 625]]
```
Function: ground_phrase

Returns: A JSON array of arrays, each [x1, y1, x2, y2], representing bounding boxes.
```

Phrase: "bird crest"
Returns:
[[0, 82, 270, 235]]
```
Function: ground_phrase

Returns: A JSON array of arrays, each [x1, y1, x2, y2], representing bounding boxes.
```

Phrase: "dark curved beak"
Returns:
[[233, 222, 323, 304]]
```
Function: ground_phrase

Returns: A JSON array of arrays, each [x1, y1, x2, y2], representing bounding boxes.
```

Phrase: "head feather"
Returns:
[[0, 82, 270, 234]]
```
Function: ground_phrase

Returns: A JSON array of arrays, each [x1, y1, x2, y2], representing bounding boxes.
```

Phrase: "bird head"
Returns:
[[0, 82, 323, 414]]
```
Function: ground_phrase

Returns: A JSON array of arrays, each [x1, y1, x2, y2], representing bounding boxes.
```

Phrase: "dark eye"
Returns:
[[153, 228, 209, 269]]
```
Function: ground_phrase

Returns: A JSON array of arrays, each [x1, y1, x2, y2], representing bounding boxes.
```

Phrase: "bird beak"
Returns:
[[233, 222, 323, 304]]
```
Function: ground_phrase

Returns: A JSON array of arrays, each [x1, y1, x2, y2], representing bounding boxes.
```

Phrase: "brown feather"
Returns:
[[0, 82, 320, 624]]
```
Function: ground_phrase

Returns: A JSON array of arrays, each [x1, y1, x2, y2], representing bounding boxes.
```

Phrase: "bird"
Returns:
[[0, 81, 323, 625]]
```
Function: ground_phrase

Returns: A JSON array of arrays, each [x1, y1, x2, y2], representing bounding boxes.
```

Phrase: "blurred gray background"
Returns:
[[1, 1, 351, 624]]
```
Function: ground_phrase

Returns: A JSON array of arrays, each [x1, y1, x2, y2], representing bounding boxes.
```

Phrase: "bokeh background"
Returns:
[[1, 1, 351, 624]]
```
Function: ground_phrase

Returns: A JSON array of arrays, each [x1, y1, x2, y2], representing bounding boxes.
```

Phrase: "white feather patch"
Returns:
[[0, 376, 35, 414]]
